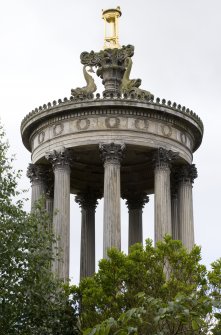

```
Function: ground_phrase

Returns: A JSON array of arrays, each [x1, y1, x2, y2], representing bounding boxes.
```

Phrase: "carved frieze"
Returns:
[[135, 118, 149, 130], [38, 131, 45, 144], [161, 124, 172, 137], [105, 117, 120, 128], [31, 114, 192, 160], [53, 123, 64, 136], [180, 132, 187, 144], [76, 118, 90, 130]]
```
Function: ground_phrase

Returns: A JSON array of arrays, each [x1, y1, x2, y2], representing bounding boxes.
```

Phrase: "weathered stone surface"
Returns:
[[153, 148, 178, 243], [75, 191, 101, 279], [124, 192, 149, 250], [21, 39, 203, 282], [80, 45, 134, 96], [99, 143, 125, 258], [177, 164, 198, 251], [45, 149, 72, 281], [27, 163, 47, 209]]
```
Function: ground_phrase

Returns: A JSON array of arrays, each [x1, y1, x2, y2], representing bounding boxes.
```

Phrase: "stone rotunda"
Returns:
[[21, 7, 203, 281]]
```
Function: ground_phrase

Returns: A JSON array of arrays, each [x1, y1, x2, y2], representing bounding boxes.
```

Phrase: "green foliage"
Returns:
[[71, 238, 221, 335], [1, 123, 221, 335], [0, 125, 77, 334]]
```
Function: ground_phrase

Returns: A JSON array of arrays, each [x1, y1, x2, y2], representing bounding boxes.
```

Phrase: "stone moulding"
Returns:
[[21, 97, 203, 156], [20, 95, 203, 134]]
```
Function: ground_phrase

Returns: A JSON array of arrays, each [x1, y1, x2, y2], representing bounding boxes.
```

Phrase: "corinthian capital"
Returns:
[[27, 163, 47, 183], [75, 190, 102, 210], [176, 164, 198, 184], [123, 192, 149, 210], [45, 147, 73, 170], [153, 147, 179, 169], [99, 142, 126, 165]]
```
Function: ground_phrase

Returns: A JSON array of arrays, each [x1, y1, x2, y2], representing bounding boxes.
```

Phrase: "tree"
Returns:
[[71, 238, 221, 335], [0, 125, 77, 335]]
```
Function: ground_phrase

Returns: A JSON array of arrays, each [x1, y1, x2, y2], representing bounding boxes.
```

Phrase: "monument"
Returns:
[[21, 8, 203, 281]]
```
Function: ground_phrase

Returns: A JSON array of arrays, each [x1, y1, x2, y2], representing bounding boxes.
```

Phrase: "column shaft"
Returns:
[[53, 165, 70, 280], [46, 148, 73, 281], [178, 180, 194, 251], [171, 194, 179, 240], [80, 207, 95, 278], [99, 143, 125, 259], [154, 165, 172, 242], [45, 197, 54, 216], [124, 192, 149, 252], [176, 164, 197, 251], [153, 148, 178, 244], [128, 208, 143, 247], [31, 180, 46, 208], [103, 161, 121, 257]]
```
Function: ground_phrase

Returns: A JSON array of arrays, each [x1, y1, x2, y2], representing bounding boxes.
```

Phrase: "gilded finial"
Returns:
[[102, 6, 122, 49]]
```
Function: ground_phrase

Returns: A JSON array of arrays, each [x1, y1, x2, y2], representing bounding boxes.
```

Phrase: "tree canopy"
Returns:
[[72, 238, 221, 335], [0, 125, 77, 335], [0, 123, 221, 335]]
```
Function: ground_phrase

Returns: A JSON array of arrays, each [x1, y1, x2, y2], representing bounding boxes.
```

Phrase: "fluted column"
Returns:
[[76, 191, 101, 280], [177, 164, 197, 251], [153, 148, 178, 244], [124, 192, 149, 251], [44, 178, 54, 235], [99, 142, 125, 258], [171, 176, 179, 240], [27, 163, 47, 209], [46, 148, 72, 281]]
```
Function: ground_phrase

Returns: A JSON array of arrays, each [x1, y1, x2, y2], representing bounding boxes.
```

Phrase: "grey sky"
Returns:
[[1, 0, 221, 283]]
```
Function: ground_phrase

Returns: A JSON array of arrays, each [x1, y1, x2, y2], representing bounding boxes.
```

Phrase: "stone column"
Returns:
[[177, 164, 197, 251], [46, 148, 72, 281], [44, 177, 54, 234], [153, 148, 178, 244], [124, 192, 149, 251], [27, 163, 47, 209], [75, 191, 101, 279], [171, 176, 179, 240], [99, 142, 125, 258]]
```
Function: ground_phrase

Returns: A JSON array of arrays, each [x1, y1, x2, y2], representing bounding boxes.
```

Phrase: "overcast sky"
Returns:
[[1, 0, 221, 283]]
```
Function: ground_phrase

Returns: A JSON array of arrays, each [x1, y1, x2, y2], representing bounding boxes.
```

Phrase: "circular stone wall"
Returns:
[[21, 96, 203, 195]]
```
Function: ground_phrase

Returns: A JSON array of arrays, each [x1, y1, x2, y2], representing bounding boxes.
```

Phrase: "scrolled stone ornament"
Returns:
[[26, 163, 47, 183], [123, 192, 149, 210], [75, 190, 102, 210], [177, 164, 198, 184], [99, 142, 126, 165], [120, 57, 153, 99], [80, 45, 134, 68], [153, 147, 179, 169], [71, 65, 97, 98], [45, 147, 73, 169]]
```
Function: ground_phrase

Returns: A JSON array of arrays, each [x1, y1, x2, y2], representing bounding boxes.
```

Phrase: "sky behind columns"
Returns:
[[0, 0, 221, 283]]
